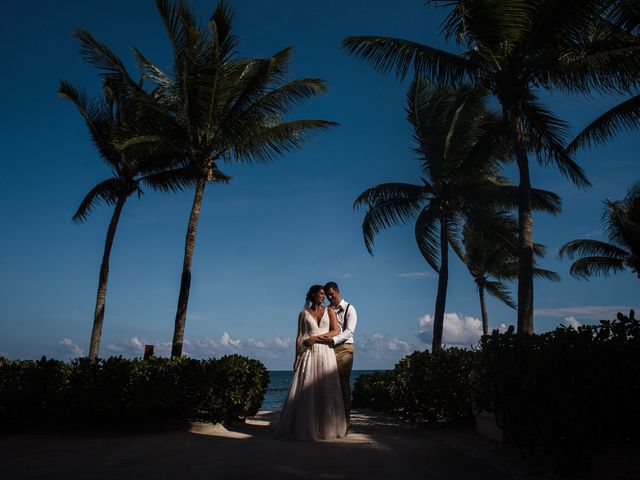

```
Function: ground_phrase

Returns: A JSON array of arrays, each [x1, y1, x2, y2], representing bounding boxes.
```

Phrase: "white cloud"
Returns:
[[359, 332, 413, 361], [105, 337, 153, 356], [105, 344, 126, 353], [58, 338, 84, 358], [563, 316, 581, 329], [536, 306, 637, 320], [245, 338, 265, 348], [417, 313, 483, 345], [219, 332, 241, 348], [398, 272, 435, 279]]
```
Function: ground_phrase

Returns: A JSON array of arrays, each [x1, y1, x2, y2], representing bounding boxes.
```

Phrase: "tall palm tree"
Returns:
[[455, 213, 560, 335], [128, 0, 337, 357], [59, 71, 171, 360], [344, 0, 640, 333], [559, 181, 640, 279], [354, 77, 559, 351]]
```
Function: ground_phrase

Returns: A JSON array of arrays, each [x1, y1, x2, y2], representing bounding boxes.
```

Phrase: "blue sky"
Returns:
[[0, 0, 638, 370]]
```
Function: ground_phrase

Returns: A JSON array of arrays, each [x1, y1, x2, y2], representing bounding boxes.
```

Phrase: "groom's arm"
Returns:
[[330, 306, 358, 346]]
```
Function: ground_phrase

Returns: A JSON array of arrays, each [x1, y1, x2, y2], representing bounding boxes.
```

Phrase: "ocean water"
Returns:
[[261, 370, 380, 411]]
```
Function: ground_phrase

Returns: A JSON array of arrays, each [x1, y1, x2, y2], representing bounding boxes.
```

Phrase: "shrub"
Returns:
[[351, 348, 477, 424], [352, 370, 395, 412], [474, 310, 640, 475], [0, 354, 269, 431]]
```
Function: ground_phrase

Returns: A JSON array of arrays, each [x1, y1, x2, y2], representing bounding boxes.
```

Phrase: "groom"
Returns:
[[318, 281, 357, 426]]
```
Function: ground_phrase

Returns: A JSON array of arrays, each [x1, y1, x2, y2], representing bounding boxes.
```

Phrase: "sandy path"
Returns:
[[0, 409, 533, 479]]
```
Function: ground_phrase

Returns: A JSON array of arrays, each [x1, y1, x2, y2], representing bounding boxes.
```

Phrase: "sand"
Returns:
[[0, 409, 552, 479]]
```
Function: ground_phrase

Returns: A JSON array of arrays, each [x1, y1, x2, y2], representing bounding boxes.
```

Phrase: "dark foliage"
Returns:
[[352, 348, 477, 424], [0, 354, 268, 431], [475, 310, 640, 475]]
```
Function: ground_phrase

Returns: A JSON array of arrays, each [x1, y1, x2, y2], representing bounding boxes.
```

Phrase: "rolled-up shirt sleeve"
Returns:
[[332, 305, 357, 346]]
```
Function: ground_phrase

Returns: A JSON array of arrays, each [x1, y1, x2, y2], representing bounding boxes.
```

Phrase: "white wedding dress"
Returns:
[[273, 309, 347, 441]]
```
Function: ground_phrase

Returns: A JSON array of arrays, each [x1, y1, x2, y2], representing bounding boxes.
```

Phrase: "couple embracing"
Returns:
[[273, 282, 357, 441]]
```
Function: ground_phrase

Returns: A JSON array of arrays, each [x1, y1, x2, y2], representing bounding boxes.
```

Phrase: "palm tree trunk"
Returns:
[[172, 176, 206, 357], [432, 215, 449, 352], [88, 195, 126, 361], [514, 114, 534, 335], [479, 285, 488, 336]]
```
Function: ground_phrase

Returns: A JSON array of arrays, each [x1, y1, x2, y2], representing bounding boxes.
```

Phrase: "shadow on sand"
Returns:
[[0, 409, 535, 480]]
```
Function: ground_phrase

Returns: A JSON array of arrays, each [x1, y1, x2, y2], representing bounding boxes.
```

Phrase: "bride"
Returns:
[[273, 285, 347, 440]]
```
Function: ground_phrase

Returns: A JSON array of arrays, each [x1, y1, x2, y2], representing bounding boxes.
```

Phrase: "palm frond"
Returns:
[[476, 185, 562, 214], [132, 47, 174, 92], [142, 166, 200, 193], [73, 178, 123, 223], [354, 183, 424, 255], [484, 279, 516, 309], [209, 0, 239, 62], [433, 0, 536, 51], [343, 36, 475, 84], [72, 29, 130, 79], [521, 98, 591, 188], [568, 256, 627, 279], [558, 238, 628, 260], [229, 119, 338, 164], [414, 204, 442, 272], [58, 80, 117, 168], [532, 267, 561, 282], [603, 199, 639, 249], [568, 93, 640, 152], [552, 28, 640, 94], [225, 78, 329, 126]]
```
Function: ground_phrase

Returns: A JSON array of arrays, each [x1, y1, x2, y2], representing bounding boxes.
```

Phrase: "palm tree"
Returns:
[[129, 0, 336, 357], [569, 1, 640, 152], [354, 77, 559, 351], [344, 0, 640, 334], [59, 72, 172, 360], [455, 213, 560, 335], [559, 181, 640, 279]]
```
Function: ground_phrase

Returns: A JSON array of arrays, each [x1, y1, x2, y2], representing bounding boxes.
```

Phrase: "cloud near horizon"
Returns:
[[84, 331, 418, 369], [58, 338, 84, 358], [417, 313, 508, 346], [536, 305, 637, 321], [397, 272, 435, 279], [562, 316, 582, 329]]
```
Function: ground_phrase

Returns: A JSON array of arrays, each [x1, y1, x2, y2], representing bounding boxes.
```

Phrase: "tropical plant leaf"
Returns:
[[415, 204, 442, 272], [72, 178, 123, 223], [343, 36, 475, 84], [568, 256, 627, 279], [59, 80, 117, 170], [484, 280, 516, 309], [229, 119, 337, 163], [354, 183, 425, 255]]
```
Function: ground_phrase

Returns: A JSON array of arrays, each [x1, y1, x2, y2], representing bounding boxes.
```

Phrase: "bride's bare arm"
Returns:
[[326, 308, 340, 337], [293, 311, 305, 371]]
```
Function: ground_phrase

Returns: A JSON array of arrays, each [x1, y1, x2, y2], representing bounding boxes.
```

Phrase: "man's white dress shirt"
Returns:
[[331, 299, 357, 346]]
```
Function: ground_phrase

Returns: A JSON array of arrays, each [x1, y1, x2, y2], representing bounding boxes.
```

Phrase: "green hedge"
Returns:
[[475, 310, 640, 475], [0, 354, 268, 431], [352, 311, 640, 476], [352, 348, 476, 423]]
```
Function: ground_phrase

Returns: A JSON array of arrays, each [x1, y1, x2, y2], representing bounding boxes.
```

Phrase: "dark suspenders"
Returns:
[[343, 303, 351, 331]]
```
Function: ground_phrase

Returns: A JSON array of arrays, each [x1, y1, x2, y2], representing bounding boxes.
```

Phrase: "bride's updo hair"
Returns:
[[305, 284, 324, 307]]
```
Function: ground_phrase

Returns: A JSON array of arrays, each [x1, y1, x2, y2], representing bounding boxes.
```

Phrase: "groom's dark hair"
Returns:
[[324, 281, 339, 292]]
